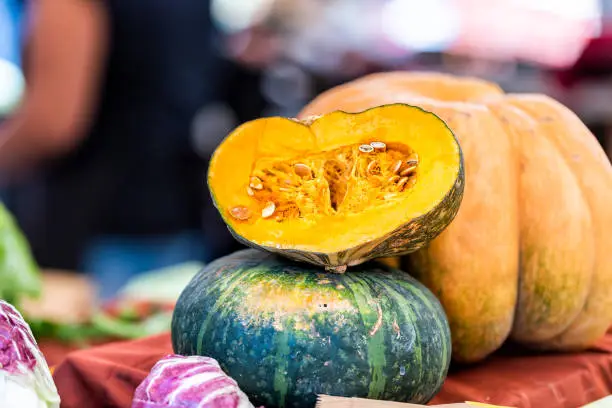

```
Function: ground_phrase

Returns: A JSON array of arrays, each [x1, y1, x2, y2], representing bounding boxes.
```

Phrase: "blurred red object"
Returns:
[[552, 21, 612, 89], [450, 0, 601, 68]]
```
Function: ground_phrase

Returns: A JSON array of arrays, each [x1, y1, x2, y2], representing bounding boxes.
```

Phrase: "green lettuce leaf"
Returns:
[[0, 202, 41, 305]]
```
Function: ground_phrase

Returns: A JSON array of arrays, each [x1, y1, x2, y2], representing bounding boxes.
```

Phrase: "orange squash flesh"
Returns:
[[208, 104, 464, 271]]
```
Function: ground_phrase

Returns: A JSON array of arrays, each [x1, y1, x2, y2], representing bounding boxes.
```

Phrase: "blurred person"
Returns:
[[0, 0, 256, 299]]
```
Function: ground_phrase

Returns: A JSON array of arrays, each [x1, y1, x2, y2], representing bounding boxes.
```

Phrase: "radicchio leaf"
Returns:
[[132, 354, 256, 408]]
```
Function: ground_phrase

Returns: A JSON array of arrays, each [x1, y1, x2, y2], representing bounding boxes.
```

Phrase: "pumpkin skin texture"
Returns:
[[208, 104, 465, 272], [487, 102, 595, 344], [505, 95, 612, 350], [300, 71, 612, 362], [171, 249, 452, 408], [403, 102, 519, 363]]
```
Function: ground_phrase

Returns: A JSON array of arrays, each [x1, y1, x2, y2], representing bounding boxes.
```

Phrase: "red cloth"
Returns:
[[53, 331, 612, 408], [53, 334, 172, 408], [39, 341, 81, 368], [431, 331, 612, 407]]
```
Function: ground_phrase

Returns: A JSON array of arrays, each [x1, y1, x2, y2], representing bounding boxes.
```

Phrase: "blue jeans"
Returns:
[[81, 231, 208, 301]]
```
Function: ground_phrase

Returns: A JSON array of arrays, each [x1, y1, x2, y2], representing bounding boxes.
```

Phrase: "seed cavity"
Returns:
[[262, 202, 276, 218], [324, 159, 349, 211], [235, 141, 419, 222], [230, 206, 251, 220]]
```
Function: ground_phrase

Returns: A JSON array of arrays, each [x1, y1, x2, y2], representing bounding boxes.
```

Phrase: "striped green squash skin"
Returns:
[[171, 249, 451, 408]]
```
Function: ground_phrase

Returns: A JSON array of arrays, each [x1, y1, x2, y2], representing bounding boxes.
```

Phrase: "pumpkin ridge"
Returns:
[[272, 330, 290, 407], [505, 95, 612, 349], [484, 100, 595, 344], [339, 273, 388, 398], [366, 275, 424, 399], [391, 276, 450, 396], [194, 265, 255, 355]]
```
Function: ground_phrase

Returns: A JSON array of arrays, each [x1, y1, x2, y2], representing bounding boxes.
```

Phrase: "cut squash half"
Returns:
[[207, 104, 465, 271]]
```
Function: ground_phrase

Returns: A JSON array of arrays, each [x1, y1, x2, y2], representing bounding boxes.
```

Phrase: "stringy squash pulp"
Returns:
[[208, 104, 464, 271]]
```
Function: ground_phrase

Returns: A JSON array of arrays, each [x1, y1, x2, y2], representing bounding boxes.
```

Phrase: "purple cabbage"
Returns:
[[0, 300, 60, 408], [132, 354, 257, 408]]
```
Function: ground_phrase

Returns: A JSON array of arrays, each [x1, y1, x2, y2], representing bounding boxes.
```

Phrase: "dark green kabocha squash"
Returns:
[[171, 249, 452, 408]]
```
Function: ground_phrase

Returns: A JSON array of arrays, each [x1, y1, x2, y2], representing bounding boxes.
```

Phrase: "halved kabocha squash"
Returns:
[[208, 104, 465, 272]]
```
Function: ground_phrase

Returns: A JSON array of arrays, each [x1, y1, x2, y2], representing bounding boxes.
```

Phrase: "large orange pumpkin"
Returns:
[[300, 72, 612, 363]]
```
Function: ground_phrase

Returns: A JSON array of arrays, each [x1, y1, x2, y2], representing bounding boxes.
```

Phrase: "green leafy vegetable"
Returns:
[[118, 261, 203, 303], [29, 309, 173, 345], [0, 202, 41, 306]]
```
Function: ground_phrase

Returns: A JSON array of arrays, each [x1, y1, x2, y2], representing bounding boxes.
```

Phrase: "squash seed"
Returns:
[[262, 201, 276, 218], [406, 159, 418, 167], [397, 177, 409, 191], [400, 164, 417, 177], [230, 206, 251, 220], [359, 144, 374, 153], [390, 160, 403, 174], [246, 186, 255, 196], [294, 163, 312, 179], [249, 176, 263, 190], [366, 160, 381, 175], [405, 177, 417, 189], [387, 175, 400, 184], [370, 141, 386, 152]]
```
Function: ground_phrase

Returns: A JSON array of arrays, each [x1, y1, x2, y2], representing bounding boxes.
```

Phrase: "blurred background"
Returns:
[[1, 0, 611, 302]]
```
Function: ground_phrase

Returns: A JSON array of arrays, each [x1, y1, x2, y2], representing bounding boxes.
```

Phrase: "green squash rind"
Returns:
[[208, 104, 465, 272], [171, 249, 452, 408]]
